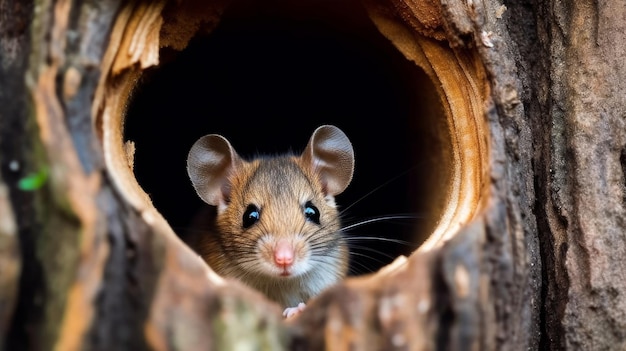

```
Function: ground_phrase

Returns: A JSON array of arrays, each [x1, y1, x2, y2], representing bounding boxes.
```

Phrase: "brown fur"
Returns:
[[187, 126, 354, 307]]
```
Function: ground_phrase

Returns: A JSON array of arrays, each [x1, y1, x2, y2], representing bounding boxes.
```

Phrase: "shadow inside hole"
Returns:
[[124, 0, 446, 275]]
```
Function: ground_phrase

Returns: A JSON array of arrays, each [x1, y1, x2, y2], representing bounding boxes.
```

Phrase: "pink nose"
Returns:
[[274, 241, 294, 268]]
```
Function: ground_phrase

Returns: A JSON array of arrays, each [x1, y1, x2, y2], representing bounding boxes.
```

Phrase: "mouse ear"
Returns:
[[301, 125, 355, 196], [187, 134, 242, 206]]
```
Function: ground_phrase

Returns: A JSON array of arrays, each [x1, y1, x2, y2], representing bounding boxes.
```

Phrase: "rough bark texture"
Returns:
[[0, 0, 624, 350], [533, 1, 626, 349], [490, 0, 626, 349]]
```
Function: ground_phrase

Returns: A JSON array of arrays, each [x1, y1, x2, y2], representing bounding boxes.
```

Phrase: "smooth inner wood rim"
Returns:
[[363, 4, 490, 252]]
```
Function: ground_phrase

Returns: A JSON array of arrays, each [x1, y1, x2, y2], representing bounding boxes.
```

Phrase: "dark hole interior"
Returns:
[[124, 0, 446, 275]]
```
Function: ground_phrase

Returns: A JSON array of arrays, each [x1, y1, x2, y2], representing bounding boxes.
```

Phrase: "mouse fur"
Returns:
[[186, 125, 354, 307]]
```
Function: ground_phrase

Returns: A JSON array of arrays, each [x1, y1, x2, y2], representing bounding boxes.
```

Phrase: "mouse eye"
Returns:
[[304, 201, 320, 225], [242, 204, 260, 229]]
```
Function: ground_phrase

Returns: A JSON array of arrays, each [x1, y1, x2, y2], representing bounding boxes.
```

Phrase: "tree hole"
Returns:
[[123, 0, 451, 275]]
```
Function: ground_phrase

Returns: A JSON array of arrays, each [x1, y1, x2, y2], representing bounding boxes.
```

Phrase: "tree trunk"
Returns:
[[0, 0, 624, 350]]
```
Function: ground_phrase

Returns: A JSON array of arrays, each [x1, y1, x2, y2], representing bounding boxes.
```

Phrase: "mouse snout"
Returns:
[[274, 240, 295, 269]]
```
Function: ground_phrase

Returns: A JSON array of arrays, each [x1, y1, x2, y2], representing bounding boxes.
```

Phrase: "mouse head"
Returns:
[[186, 125, 354, 290]]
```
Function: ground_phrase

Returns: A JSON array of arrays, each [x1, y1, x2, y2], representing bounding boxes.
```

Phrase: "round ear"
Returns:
[[301, 125, 355, 196], [186, 134, 241, 206]]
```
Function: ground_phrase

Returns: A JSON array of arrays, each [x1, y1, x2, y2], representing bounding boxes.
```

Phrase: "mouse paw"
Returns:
[[282, 302, 306, 319]]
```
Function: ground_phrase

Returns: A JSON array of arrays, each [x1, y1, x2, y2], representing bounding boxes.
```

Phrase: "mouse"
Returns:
[[186, 125, 354, 317]]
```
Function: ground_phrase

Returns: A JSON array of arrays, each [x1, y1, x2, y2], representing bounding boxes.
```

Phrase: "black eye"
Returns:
[[242, 204, 260, 229], [304, 201, 320, 225]]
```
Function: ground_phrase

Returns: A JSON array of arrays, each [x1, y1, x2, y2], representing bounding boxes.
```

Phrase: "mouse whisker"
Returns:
[[346, 258, 379, 275], [308, 239, 341, 249], [337, 163, 424, 217], [307, 236, 344, 249], [301, 224, 337, 243], [341, 214, 421, 231], [233, 257, 260, 265], [347, 251, 390, 268], [347, 245, 398, 261], [306, 258, 344, 279], [345, 236, 414, 246]]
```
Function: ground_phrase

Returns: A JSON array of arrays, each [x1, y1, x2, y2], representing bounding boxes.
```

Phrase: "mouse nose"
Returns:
[[274, 240, 294, 268]]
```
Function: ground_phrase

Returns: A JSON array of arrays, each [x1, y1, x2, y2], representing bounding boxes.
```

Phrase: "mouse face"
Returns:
[[187, 125, 354, 306]]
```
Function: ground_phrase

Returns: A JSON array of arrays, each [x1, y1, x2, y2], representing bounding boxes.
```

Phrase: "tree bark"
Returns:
[[0, 0, 625, 350], [531, 1, 626, 349]]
